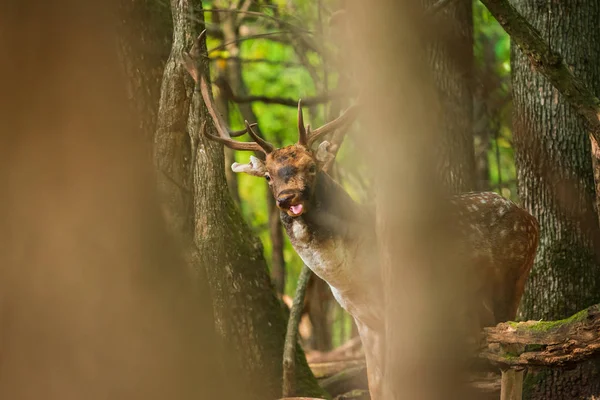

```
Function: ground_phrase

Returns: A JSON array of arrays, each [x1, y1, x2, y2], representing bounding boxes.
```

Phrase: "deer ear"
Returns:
[[231, 155, 267, 177], [315, 141, 338, 165]]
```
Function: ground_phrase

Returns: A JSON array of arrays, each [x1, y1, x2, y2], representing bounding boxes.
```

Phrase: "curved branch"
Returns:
[[214, 77, 349, 107], [479, 0, 600, 143], [282, 265, 313, 397]]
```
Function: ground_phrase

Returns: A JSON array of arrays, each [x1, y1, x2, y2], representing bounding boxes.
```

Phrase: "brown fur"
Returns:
[[231, 143, 539, 400], [264, 144, 320, 216]]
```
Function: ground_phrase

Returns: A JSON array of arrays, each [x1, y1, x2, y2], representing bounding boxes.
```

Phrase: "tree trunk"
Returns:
[[424, 0, 476, 193], [347, 0, 472, 398], [511, 0, 600, 397], [0, 1, 226, 398], [155, 2, 326, 399]]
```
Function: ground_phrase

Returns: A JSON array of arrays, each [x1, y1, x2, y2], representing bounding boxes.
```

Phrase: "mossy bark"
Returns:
[[510, 0, 600, 396], [511, 0, 600, 328]]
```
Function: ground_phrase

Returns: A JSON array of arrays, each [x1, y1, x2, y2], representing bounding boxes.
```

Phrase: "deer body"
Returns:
[[279, 173, 539, 400], [182, 38, 539, 399]]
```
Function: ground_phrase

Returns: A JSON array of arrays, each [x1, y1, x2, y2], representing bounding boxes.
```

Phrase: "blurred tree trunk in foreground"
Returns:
[[154, 1, 325, 398], [0, 1, 227, 399], [346, 0, 473, 399], [118, 0, 172, 145], [511, 0, 600, 397], [423, 0, 477, 193]]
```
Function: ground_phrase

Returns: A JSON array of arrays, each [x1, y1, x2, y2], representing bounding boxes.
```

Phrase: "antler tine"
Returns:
[[306, 104, 360, 147], [230, 123, 257, 137], [244, 120, 274, 153], [201, 122, 264, 152], [297, 99, 308, 146]]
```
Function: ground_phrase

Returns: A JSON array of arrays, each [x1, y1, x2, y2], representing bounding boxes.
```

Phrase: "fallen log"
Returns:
[[303, 304, 600, 399], [479, 304, 600, 368]]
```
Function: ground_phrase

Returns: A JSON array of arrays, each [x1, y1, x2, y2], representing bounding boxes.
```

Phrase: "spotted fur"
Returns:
[[231, 145, 539, 400]]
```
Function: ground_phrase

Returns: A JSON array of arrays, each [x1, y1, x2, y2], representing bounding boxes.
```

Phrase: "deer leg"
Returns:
[[356, 321, 383, 400]]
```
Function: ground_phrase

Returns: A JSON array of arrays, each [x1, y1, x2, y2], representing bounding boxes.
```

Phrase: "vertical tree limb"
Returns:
[[282, 265, 313, 397]]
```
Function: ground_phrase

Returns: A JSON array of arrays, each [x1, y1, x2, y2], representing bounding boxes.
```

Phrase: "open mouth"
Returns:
[[288, 203, 304, 216]]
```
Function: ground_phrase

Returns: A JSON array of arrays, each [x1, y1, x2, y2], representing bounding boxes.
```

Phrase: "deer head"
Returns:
[[182, 31, 359, 218]]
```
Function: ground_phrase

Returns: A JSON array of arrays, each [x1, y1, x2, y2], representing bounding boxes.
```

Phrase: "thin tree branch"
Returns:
[[206, 31, 300, 53], [236, 0, 254, 25], [282, 264, 313, 397], [196, 7, 311, 34], [479, 0, 600, 143], [214, 77, 349, 107], [209, 54, 304, 67]]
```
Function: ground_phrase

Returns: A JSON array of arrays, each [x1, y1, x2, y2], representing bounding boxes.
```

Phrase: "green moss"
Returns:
[[525, 309, 588, 332], [507, 321, 519, 328], [508, 309, 588, 332]]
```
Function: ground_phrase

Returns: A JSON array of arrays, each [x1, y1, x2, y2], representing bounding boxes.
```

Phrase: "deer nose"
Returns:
[[277, 193, 295, 208]]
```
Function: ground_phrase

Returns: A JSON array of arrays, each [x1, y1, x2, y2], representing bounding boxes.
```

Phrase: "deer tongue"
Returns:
[[289, 204, 303, 215]]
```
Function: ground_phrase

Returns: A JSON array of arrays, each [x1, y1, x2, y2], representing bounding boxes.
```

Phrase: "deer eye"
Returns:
[[265, 173, 271, 182]]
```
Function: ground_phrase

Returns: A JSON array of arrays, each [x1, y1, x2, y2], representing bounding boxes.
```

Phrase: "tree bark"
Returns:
[[480, 0, 600, 143], [153, 0, 196, 240], [511, 0, 600, 397], [511, 0, 600, 328], [423, 0, 476, 193], [162, 3, 326, 398]]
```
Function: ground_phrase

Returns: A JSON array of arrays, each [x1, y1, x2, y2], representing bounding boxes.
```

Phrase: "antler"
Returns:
[[296, 100, 360, 148], [181, 30, 274, 154]]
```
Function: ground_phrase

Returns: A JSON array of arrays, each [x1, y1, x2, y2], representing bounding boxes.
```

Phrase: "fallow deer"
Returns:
[[182, 33, 539, 399]]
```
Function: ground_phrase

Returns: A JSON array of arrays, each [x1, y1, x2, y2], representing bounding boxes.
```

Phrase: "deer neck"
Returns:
[[280, 172, 381, 329]]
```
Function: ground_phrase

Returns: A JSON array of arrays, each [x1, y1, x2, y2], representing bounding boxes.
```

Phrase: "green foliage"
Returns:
[[202, 0, 521, 348], [473, 0, 517, 201]]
